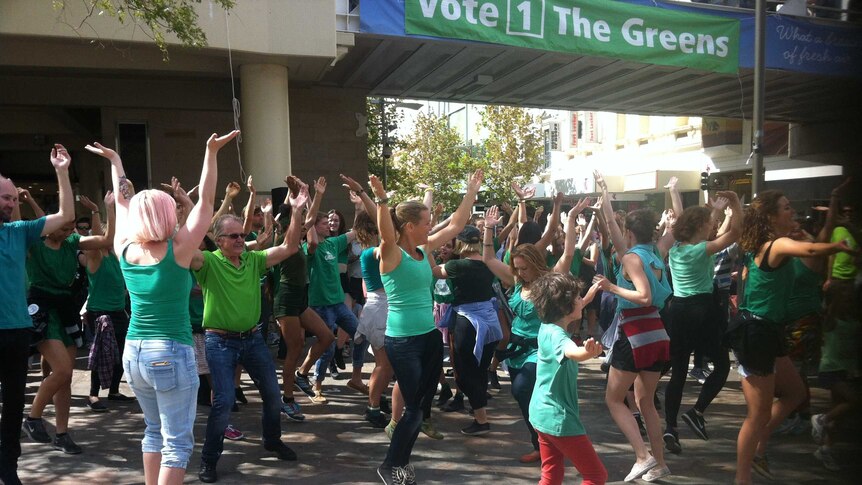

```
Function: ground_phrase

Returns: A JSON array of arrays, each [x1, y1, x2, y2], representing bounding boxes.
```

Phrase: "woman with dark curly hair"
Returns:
[[662, 191, 742, 455], [730, 190, 853, 485]]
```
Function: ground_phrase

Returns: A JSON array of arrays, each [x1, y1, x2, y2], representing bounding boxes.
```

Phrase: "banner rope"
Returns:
[[225, 11, 247, 181]]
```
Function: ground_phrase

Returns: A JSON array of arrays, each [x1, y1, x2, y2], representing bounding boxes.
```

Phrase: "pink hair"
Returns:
[[127, 189, 178, 243]]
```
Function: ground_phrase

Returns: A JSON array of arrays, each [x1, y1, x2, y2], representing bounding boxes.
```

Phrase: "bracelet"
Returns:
[[375, 196, 389, 205], [483, 244, 494, 247]]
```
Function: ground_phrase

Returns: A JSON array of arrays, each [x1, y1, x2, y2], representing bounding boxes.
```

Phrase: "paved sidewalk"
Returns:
[[17, 350, 859, 484]]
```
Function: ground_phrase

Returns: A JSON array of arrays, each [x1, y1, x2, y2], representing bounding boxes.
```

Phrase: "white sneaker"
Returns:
[[624, 456, 657, 482], [811, 414, 827, 445], [814, 446, 839, 471], [643, 465, 671, 482]]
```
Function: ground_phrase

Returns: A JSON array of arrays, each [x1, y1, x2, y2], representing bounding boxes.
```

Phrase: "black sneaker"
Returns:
[[294, 371, 316, 398], [436, 383, 453, 407], [22, 418, 52, 443], [461, 420, 491, 436], [441, 393, 464, 412], [235, 387, 248, 404], [198, 460, 218, 483], [107, 393, 135, 402], [264, 441, 297, 461], [52, 433, 82, 454], [87, 398, 108, 413], [663, 429, 682, 454], [681, 408, 709, 440], [377, 464, 394, 485], [396, 464, 417, 485], [365, 409, 390, 428], [488, 370, 501, 390], [380, 395, 392, 414], [334, 348, 346, 370]]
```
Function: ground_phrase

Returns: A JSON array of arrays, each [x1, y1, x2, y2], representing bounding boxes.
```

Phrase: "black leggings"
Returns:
[[664, 293, 730, 428], [88, 311, 129, 397], [452, 315, 497, 410], [509, 362, 539, 450]]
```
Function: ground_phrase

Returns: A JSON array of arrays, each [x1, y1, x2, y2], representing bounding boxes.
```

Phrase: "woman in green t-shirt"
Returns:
[[731, 190, 852, 485], [370, 170, 481, 484], [663, 190, 742, 454], [24, 183, 114, 455]]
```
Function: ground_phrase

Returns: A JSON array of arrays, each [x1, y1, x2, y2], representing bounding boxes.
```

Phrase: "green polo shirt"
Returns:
[[529, 323, 586, 437], [193, 249, 268, 332], [308, 234, 348, 307]]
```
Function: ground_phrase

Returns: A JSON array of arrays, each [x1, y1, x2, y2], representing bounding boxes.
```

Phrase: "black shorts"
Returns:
[[273, 284, 309, 318], [726, 311, 788, 377], [340, 273, 350, 294], [610, 333, 667, 373], [347, 276, 366, 305]]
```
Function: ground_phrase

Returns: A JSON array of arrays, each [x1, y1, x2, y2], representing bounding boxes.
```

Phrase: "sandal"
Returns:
[[347, 381, 369, 395]]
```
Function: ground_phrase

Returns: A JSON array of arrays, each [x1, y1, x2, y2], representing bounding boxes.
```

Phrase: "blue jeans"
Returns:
[[123, 339, 199, 469], [311, 303, 363, 384], [201, 330, 283, 464], [509, 362, 539, 451], [383, 329, 443, 467]]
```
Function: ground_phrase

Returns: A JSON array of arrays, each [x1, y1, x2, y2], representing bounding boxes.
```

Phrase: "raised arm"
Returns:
[[341, 174, 377, 224], [496, 203, 518, 244], [242, 175, 256, 235], [594, 171, 628, 254], [665, 176, 684, 216], [577, 211, 598, 255], [304, 177, 326, 229], [42, 144, 75, 235], [511, 181, 535, 226], [706, 191, 743, 255], [265, 186, 308, 267], [370, 175, 402, 273], [482, 206, 515, 287], [427, 169, 483, 251], [175, 130, 240, 265], [77, 195, 113, 250], [213, 181, 241, 224], [535, 192, 564, 251], [818, 178, 852, 243], [420, 184, 434, 212], [17, 188, 45, 219], [85, 142, 128, 248]]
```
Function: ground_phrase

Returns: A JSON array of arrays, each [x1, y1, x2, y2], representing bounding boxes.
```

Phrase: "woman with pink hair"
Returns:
[[86, 130, 238, 485]]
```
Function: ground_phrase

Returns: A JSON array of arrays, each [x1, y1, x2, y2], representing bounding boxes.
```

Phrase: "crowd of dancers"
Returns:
[[0, 131, 858, 485]]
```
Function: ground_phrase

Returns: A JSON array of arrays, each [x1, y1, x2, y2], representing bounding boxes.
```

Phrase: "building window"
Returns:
[[543, 121, 560, 169]]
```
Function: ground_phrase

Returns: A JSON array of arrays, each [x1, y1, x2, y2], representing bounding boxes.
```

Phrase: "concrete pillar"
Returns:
[[239, 64, 291, 196]]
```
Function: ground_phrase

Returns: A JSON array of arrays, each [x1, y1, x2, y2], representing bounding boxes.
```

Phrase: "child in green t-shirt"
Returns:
[[528, 272, 607, 485]]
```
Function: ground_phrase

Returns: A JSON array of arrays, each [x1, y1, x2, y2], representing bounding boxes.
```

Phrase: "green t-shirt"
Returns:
[[121, 240, 194, 345], [507, 284, 542, 369], [0, 218, 46, 329], [830, 226, 858, 280], [383, 247, 435, 337], [529, 324, 586, 437], [307, 234, 348, 307], [546, 248, 583, 278], [669, 241, 715, 298], [819, 318, 859, 374], [193, 249, 268, 332], [87, 252, 127, 312], [27, 232, 81, 295]]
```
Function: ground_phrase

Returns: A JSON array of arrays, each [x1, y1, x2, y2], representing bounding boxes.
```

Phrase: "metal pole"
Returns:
[[752, 0, 767, 197], [381, 99, 388, 190]]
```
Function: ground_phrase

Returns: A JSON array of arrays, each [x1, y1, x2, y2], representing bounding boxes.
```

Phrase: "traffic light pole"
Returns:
[[752, 0, 766, 197]]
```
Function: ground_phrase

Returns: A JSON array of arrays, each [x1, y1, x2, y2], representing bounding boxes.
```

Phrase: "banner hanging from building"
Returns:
[[405, 0, 740, 74]]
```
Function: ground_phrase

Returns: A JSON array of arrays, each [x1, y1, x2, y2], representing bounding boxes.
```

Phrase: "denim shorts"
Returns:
[[123, 339, 199, 469]]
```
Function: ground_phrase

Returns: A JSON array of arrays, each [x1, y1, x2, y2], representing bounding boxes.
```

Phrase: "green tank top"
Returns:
[[86, 252, 126, 312], [121, 240, 193, 345], [739, 245, 796, 324], [382, 247, 435, 337], [507, 284, 542, 369], [786, 258, 823, 321]]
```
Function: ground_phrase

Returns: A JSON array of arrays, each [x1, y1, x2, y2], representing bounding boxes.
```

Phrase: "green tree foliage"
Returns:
[[365, 98, 404, 184], [477, 105, 544, 204], [54, 0, 235, 60], [391, 111, 478, 208]]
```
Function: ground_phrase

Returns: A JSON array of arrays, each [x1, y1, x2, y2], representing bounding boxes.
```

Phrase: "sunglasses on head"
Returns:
[[219, 233, 247, 240]]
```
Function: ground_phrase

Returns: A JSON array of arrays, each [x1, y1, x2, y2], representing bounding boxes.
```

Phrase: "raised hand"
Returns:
[[261, 198, 273, 214], [255, 226, 273, 246], [206, 130, 240, 152], [369, 175, 386, 200], [467, 169, 484, 193], [708, 196, 730, 213], [715, 190, 740, 204], [664, 176, 679, 190], [484, 206, 501, 227], [79, 195, 99, 212], [500, 202, 513, 215], [246, 175, 255, 193], [225, 182, 241, 199], [593, 170, 608, 192], [511, 181, 535, 200], [573, 197, 592, 215], [172, 178, 192, 208], [284, 175, 301, 197], [104, 190, 115, 207], [290, 186, 310, 208], [534, 205, 545, 218], [340, 174, 365, 193], [17, 187, 31, 203], [434, 202, 444, 218], [187, 185, 199, 199], [314, 176, 327, 195], [84, 142, 119, 163], [50, 144, 72, 170], [348, 190, 362, 206]]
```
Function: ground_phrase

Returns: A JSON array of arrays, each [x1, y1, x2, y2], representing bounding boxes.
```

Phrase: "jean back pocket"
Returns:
[[146, 360, 178, 391]]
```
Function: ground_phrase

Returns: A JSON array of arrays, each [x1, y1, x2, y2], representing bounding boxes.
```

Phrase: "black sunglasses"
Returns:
[[76, 226, 90, 231], [219, 233, 247, 240]]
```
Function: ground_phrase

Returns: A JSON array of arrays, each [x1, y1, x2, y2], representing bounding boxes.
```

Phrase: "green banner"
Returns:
[[405, 0, 740, 74]]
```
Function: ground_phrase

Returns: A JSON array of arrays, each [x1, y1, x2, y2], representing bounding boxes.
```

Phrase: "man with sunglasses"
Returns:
[[190, 187, 307, 483]]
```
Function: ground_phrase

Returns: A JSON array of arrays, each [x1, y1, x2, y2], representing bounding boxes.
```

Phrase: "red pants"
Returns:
[[537, 431, 607, 485]]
